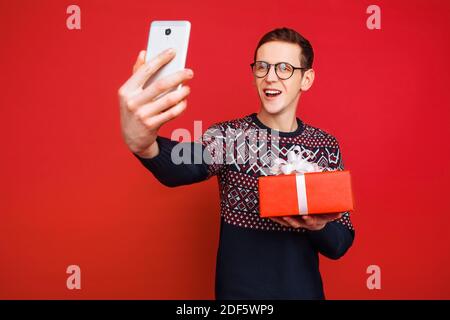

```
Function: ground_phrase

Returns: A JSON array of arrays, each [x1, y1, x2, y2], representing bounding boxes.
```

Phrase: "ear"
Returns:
[[300, 68, 315, 92]]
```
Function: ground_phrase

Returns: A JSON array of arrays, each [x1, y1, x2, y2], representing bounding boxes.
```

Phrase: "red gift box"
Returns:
[[258, 170, 354, 217]]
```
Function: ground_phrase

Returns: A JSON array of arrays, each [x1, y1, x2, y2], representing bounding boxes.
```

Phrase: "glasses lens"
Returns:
[[253, 62, 269, 77], [276, 63, 294, 79]]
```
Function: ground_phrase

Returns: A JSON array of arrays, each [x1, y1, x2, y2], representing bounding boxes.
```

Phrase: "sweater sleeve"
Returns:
[[305, 139, 355, 260], [132, 123, 226, 187]]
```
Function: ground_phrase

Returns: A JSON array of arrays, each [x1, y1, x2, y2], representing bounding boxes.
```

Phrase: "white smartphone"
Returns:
[[143, 20, 191, 92]]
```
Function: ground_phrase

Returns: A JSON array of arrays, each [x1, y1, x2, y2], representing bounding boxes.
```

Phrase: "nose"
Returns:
[[265, 65, 278, 82]]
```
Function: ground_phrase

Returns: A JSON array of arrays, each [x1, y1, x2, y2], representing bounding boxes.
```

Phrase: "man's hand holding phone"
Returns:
[[118, 49, 193, 159]]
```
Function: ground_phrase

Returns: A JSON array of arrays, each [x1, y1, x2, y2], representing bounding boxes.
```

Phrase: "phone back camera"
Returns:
[[165, 28, 171, 35]]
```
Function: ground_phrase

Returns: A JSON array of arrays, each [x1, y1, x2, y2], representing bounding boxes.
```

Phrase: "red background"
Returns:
[[1, 0, 449, 299]]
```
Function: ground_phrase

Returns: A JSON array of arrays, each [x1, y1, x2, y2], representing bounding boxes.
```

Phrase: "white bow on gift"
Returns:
[[270, 146, 327, 175], [268, 146, 329, 215]]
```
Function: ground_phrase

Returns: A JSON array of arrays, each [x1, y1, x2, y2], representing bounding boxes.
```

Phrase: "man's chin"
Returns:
[[260, 103, 286, 115]]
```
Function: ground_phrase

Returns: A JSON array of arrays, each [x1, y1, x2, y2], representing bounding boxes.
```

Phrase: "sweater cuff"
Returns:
[[132, 136, 177, 173]]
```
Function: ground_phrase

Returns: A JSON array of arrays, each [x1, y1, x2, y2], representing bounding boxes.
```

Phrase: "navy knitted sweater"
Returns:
[[133, 113, 355, 299]]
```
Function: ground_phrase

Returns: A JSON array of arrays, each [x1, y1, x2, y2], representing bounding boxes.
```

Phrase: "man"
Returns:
[[118, 27, 354, 299]]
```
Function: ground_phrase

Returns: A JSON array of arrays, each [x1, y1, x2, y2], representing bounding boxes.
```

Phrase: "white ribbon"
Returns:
[[269, 146, 327, 175], [269, 146, 330, 215], [295, 174, 308, 214]]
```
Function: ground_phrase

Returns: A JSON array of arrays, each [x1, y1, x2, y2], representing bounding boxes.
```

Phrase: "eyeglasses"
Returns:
[[250, 61, 307, 80]]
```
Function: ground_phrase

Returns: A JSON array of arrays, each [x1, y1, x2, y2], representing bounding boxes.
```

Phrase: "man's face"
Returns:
[[253, 41, 310, 115]]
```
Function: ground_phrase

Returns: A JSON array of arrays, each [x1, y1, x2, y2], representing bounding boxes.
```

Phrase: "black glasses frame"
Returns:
[[250, 61, 307, 80]]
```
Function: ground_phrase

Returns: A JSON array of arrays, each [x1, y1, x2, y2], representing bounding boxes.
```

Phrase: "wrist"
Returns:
[[136, 141, 159, 159], [305, 222, 328, 232]]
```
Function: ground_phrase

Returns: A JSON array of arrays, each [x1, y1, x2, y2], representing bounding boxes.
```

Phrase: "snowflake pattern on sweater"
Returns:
[[199, 113, 354, 233]]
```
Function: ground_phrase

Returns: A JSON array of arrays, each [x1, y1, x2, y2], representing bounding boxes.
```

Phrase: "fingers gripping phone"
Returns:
[[143, 20, 191, 95]]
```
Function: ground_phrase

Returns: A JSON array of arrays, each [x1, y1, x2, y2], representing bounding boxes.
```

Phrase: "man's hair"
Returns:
[[253, 27, 314, 70]]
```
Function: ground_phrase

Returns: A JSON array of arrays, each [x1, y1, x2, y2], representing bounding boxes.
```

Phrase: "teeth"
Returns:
[[264, 89, 281, 94]]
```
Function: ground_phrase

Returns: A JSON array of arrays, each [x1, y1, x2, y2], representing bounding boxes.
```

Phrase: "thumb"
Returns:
[[132, 50, 146, 74]]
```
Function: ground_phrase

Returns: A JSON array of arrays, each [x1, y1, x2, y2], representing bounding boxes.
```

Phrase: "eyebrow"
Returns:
[[256, 60, 298, 66]]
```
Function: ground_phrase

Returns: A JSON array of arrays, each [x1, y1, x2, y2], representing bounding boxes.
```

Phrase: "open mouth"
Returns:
[[263, 89, 282, 97]]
